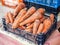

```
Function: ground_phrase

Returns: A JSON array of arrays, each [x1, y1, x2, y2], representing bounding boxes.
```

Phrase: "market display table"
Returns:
[[0, 33, 23, 45]]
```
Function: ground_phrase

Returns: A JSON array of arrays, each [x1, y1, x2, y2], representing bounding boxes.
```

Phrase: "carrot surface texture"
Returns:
[[19, 6, 36, 22], [13, 3, 25, 18], [20, 8, 44, 26], [42, 18, 52, 33], [8, 12, 14, 23], [25, 28, 32, 33], [50, 14, 54, 24], [26, 23, 34, 29], [33, 19, 40, 35], [5, 12, 10, 24], [37, 23, 44, 34], [12, 8, 27, 29]]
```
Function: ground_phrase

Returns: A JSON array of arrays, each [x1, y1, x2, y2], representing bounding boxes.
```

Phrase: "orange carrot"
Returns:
[[15, 8, 27, 19], [19, 6, 36, 22], [37, 23, 44, 34], [19, 9, 43, 26], [18, 0, 23, 2], [42, 18, 52, 33], [12, 8, 27, 29], [18, 26, 26, 30], [40, 16, 45, 22], [26, 23, 31, 27], [37, 8, 45, 19], [50, 14, 54, 23], [33, 19, 40, 35], [5, 12, 10, 24], [26, 23, 33, 29], [8, 12, 14, 23], [25, 28, 32, 33], [13, 3, 25, 17], [37, 8, 45, 15]]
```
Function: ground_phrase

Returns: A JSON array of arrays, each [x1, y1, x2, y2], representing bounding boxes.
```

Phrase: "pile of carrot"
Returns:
[[5, 3, 55, 35]]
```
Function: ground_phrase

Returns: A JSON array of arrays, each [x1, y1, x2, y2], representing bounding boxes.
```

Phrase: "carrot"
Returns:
[[19, 9, 42, 26], [15, 8, 27, 19], [42, 18, 52, 33], [13, 3, 25, 18], [18, 0, 23, 2], [40, 16, 45, 22], [37, 23, 44, 34], [18, 26, 26, 30], [8, 12, 14, 23], [33, 19, 40, 35], [26, 23, 31, 27], [12, 8, 27, 29], [25, 28, 32, 33], [19, 6, 36, 22], [26, 23, 33, 29], [50, 14, 54, 23], [37, 8, 45, 15], [37, 8, 45, 19], [5, 12, 10, 24]]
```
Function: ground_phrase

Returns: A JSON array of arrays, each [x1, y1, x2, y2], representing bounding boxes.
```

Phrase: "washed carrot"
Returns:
[[18, 26, 26, 30], [37, 8, 45, 15], [19, 9, 42, 26], [15, 8, 27, 19], [26, 23, 31, 27], [25, 28, 32, 33], [12, 8, 27, 29], [37, 8, 45, 19], [5, 12, 10, 24], [26, 23, 33, 29], [19, 6, 36, 22], [42, 18, 52, 33], [33, 19, 40, 35], [13, 3, 25, 18], [18, 0, 23, 2], [8, 12, 14, 23], [37, 23, 44, 34], [50, 14, 54, 23], [40, 16, 45, 22]]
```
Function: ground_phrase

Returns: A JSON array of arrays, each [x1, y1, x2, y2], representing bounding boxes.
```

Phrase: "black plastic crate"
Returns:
[[2, 16, 56, 45], [2, 1, 57, 45]]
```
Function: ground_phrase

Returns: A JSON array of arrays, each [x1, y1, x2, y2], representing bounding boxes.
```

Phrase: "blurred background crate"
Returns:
[[24, 0, 60, 9]]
